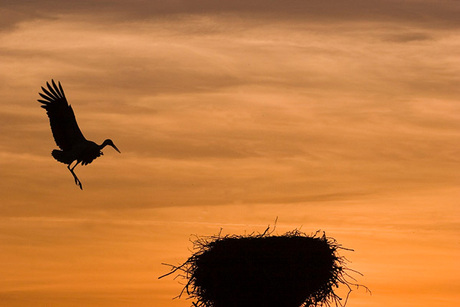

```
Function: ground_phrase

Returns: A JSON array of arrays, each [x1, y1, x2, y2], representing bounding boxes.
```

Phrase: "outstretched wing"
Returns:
[[38, 80, 86, 150]]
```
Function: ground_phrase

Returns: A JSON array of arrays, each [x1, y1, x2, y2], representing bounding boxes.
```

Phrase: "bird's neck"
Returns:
[[99, 140, 109, 149], [98, 141, 107, 149]]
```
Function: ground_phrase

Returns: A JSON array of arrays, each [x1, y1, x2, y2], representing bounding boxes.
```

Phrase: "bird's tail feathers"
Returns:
[[52, 150, 74, 164]]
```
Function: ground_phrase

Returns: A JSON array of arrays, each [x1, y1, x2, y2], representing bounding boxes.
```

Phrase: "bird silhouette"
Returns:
[[38, 80, 120, 189]]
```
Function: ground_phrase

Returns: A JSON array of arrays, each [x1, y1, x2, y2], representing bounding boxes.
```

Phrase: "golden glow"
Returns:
[[0, 2, 459, 306]]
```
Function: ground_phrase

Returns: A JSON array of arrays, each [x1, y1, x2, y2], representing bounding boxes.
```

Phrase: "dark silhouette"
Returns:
[[38, 80, 120, 189], [160, 229, 367, 307]]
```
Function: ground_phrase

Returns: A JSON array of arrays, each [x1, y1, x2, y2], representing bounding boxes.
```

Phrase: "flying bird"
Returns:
[[38, 80, 120, 189]]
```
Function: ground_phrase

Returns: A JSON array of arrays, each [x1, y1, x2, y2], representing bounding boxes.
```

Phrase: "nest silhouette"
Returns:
[[161, 229, 362, 307]]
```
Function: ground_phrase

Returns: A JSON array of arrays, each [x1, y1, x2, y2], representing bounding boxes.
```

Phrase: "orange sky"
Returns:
[[0, 1, 459, 306]]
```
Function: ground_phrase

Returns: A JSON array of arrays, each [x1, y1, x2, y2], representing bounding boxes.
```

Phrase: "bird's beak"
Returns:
[[111, 144, 121, 153]]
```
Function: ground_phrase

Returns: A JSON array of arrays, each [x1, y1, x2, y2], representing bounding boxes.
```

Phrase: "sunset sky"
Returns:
[[0, 1, 459, 306]]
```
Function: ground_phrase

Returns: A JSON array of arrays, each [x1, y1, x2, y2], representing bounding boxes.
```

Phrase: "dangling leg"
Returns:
[[67, 161, 83, 190]]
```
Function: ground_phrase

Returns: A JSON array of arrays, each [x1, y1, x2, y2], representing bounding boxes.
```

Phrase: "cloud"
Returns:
[[384, 32, 434, 43], [2, 0, 460, 31]]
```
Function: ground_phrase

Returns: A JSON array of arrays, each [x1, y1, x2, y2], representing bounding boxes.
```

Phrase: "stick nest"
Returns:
[[160, 228, 364, 307]]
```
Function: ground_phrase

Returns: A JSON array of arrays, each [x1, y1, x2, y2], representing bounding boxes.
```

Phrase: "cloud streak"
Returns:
[[2, 0, 460, 29]]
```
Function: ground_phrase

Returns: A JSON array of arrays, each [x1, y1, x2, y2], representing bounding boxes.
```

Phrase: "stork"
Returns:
[[38, 80, 120, 189]]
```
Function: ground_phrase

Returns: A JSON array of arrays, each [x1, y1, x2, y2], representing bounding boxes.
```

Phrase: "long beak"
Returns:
[[111, 144, 121, 153]]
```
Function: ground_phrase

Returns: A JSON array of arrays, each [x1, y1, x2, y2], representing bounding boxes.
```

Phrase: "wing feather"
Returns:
[[48, 80, 60, 97], [38, 80, 86, 150], [41, 86, 58, 100], [39, 92, 54, 101]]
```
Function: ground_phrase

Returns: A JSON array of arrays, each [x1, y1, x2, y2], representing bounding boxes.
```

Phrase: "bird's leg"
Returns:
[[67, 161, 83, 190]]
